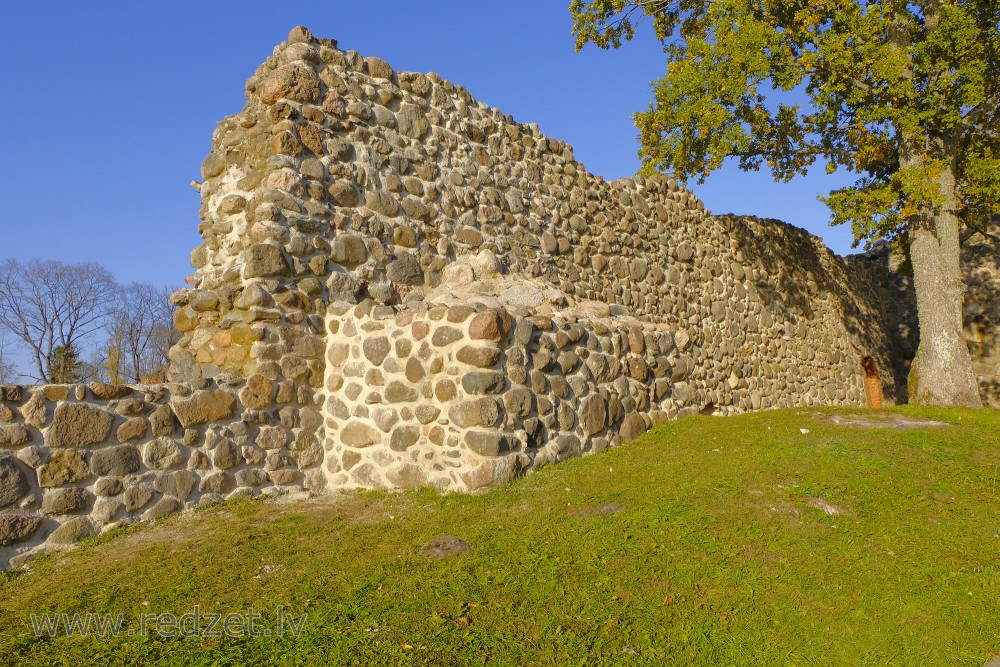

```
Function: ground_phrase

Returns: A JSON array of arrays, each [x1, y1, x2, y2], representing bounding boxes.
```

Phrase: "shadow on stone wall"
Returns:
[[727, 216, 905, 402], [962, 237, 999, 407], [843, 235, 998, 407]]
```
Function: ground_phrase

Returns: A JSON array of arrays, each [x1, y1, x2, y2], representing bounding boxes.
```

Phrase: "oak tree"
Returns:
[[571, 0, 997, 406]]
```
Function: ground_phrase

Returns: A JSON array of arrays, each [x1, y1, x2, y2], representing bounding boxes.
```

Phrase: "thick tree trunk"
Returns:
[[907, 164, 982, 407], [890, 3, 981, 407]]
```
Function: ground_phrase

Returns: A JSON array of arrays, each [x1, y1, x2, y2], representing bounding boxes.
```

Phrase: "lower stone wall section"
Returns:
[[0, 380, 325, 569], [320, 297, 869, 494]]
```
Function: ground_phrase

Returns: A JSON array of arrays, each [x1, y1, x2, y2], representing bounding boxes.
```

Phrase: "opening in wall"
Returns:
[[862, 356, 883, 408]]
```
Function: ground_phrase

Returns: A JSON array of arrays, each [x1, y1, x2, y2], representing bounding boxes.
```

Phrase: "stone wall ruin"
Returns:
[[0, 26, 995, 568]]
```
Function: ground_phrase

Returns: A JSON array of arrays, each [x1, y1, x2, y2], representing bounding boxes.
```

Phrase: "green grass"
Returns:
[[2, 405, 999, 666]]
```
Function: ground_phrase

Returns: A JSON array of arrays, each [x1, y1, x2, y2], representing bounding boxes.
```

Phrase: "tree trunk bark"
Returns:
[[907, 159, 982, 407]]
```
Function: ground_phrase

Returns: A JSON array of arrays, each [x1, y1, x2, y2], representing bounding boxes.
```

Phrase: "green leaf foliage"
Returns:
[[570, 0, 1000, 247]]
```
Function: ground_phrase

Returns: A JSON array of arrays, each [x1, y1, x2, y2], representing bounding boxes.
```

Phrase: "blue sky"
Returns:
[[0, 0, 859, 293]]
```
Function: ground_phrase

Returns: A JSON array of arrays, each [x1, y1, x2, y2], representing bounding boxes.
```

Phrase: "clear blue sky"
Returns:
[[0, 1, 859, 292]]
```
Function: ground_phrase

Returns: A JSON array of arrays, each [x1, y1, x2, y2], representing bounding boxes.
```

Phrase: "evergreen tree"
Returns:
[[48, 344, 83, 384]]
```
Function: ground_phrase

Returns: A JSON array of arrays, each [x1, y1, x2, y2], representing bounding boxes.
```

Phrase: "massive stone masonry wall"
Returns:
[[2, 27, 995, 567], [162, 26, 918, 490], [0, 381, 324, 569], [163, 25, 997, 487]]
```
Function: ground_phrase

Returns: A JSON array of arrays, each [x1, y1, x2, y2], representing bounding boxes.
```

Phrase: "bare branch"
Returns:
[[102, 282, 177, 384], [0, 259, 117, 383]]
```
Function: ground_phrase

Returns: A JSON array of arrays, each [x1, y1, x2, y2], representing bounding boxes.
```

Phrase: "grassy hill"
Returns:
[[1, 406, 999, 666]]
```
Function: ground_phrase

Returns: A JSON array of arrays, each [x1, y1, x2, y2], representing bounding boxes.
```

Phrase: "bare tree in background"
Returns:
[[0, 259, 117, 383], [0, 332, 18, 383], [101, 282, 177, 384]]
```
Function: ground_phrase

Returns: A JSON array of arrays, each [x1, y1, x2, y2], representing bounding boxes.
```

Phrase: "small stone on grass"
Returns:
[[418, 536, 470, 559]]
